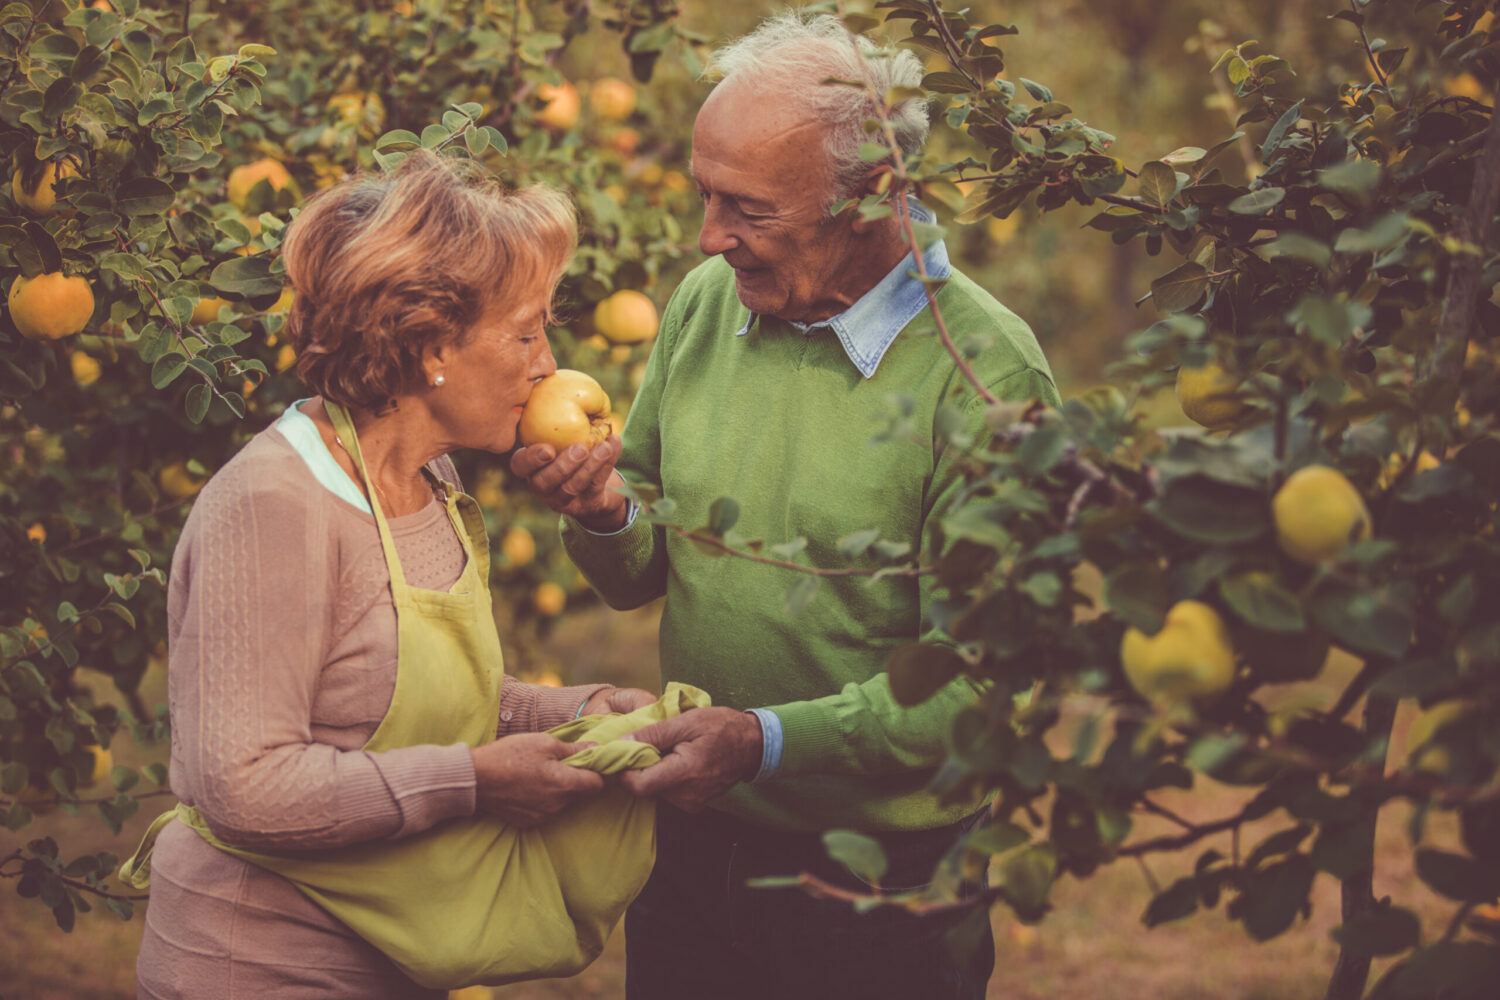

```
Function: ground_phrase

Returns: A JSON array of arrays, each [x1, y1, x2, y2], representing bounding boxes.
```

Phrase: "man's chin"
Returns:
[[731, 270, 784, 318]]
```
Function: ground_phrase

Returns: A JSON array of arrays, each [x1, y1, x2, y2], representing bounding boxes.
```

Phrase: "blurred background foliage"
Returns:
[[4, 0, 1500, 997]]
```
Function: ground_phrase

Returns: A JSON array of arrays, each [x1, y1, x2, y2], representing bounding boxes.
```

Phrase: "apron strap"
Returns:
[[325, 400, 410, 593]]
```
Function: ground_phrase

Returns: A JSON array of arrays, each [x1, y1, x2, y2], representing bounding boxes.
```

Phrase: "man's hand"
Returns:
[[619, 707, 764, 812], [579, 685, 659, 716], [471, 733, 604, 828], [509, 437, 628, 531]]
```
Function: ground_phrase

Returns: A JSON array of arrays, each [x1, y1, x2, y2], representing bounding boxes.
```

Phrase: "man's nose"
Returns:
[[698, 203, 739, 257]]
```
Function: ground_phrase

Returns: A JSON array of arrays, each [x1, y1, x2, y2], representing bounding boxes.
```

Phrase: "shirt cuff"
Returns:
[[746, 708, 784, 783], [576, 473, 640, 537]]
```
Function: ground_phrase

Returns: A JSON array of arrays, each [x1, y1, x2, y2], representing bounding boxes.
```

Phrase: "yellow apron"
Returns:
[[122, 401, 708, 988]]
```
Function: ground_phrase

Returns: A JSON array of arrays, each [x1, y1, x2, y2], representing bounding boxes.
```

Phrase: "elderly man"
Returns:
[[513, 11, 1059, 999]]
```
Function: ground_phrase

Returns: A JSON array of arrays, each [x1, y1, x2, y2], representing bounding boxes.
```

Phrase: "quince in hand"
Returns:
[[1273, 465, 1371, 565], [1121, 600, 1237, 705], [518, 370, 612, 451]]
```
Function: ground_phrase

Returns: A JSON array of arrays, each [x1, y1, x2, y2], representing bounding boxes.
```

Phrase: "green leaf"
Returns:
[[185, 383, 211, 424], [1413, 849, 1500, 903], [1331, 905, 1421, 958], [1259, 100, 1304, 162], [822, 830, 888, 885], [785, 575, 821, 617], [1103, 563, 1167, 633], [375, 129, 421, 150], [1228, 187, 1286, 215], [210, 256, 283, 297], [99, 252, 145, 280], [858, 141, 890, 162], [1138, 161, 1178, 208], [1232, 855, 1314, 941], [1144, 877, 1200, 927], [150, 354, 188, 389], [1334, 213, 1408, 254], [464, 127, 489, 155], [707, 497, 739, 536], [420, 124, 450, 148], [1318, 157, 1381, 195], [1219, 573, 1305, 633], [922, 71, 973, 94], [1264, 233, 1331, 267], [1308, 580, 1415, 659], [1148, 478, 1269, 544], [1150, 262, 1209, 313], [837, 528, 880, 560], [886, 642, 965, 707], [115, 177, 175, 216]]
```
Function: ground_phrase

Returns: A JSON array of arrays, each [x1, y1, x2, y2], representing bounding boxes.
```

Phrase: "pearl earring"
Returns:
[[432, 374, 446, 387]]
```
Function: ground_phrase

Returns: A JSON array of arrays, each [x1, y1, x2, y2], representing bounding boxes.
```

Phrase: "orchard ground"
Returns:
[[0, 545, 1467, 999]]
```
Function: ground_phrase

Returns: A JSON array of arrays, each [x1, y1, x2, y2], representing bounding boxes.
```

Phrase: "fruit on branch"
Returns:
[[1121, 600, 1237, 704], [12, 158, 78, 214], [537, 81, 580, 131], [1272, 465, 1372, 565], [83, 745, 112, 788], [71, 351, 101, 387], [501, 525, 536, 567], [7, 271, 95, 340], [1175, 360, 1248, 429], [592, 289, 658, 344], [532, 580, 567, 616], [227, 158, 293, 210], [519, 369, 612, 450], [589, 77, 637, 121], [158, 462, 206, 499]]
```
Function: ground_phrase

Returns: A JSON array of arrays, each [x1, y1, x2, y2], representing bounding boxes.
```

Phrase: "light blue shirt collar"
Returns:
[[733, 201, 951, 379]]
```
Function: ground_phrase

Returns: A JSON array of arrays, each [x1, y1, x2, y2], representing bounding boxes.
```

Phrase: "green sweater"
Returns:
[[562, 254, 1058, 832]]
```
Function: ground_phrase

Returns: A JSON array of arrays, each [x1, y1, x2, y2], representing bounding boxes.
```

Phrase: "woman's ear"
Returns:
[[420, 342, 451, 388]]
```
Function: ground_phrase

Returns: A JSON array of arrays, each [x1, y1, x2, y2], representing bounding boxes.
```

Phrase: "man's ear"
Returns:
[[848, 166, 896, 235]]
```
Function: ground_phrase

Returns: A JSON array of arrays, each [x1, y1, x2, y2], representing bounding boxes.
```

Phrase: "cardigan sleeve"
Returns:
[[168, 439, 476, 851]]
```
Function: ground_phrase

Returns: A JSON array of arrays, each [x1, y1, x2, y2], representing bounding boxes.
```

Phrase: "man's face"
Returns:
[[690, 79, 868, 324]]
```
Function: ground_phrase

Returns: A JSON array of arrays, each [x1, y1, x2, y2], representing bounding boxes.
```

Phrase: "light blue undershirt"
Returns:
[[275, 400, 373, 514]]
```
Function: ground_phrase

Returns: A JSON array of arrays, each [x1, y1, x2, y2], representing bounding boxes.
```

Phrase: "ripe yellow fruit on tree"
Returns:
[[1175, 361, 1248, 429], [8, 272, 95, 340], [71, 351, 102, 387], [533, 581, 567, 616], [159, 462, 206, 499], [26, 522, 46, 544], [519, 369, 612, 450], [12, 158, 78, 214], [593, 290, 658, 344], [1120, 600, 1237, 705], [536, 81, 580, 131], [84, 745, 112, 788], [192, 296, 233, 324], [501, 526, 536, 567], [227, 158, 293, 209], [589, 76, 637, 121], [1272, 465, 1372, 565], [327, 91, 386, 132]]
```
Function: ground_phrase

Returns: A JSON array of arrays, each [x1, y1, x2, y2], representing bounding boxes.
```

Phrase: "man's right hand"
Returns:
[[510, 437, 629, 532], [471, 733, 604, 828]]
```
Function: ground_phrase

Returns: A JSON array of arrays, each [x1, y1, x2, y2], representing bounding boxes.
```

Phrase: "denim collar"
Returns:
[[733, 201, 951, 379]]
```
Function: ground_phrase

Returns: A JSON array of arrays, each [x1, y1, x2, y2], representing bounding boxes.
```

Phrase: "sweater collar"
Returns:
[[733, 200, 951, 379]]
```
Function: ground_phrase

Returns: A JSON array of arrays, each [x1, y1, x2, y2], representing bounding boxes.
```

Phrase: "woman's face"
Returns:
[[427, 291, 558, 454]]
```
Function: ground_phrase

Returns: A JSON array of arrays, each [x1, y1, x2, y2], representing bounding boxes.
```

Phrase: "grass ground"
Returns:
[[0, 604, 1463, 999]]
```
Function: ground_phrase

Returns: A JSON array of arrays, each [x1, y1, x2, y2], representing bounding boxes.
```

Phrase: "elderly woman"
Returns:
[[130, 151, 654, 999]]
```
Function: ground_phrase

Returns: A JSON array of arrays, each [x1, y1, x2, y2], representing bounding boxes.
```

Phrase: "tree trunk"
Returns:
[[1323, 693, 1397, 1000]]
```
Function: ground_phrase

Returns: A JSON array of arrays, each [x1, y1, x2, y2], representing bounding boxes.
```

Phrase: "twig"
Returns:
[[1118, 809, 1246, 858], [668, 526, 928, 579], [0, 856, 150, 902], [1349, 0, 1391, 91]]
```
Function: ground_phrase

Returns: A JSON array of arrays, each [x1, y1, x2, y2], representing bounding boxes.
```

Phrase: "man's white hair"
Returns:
[[709, 10, 930, 207]]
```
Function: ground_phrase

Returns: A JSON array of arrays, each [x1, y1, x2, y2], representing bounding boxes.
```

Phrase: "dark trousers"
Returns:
[[624, 804, 994, 1000]]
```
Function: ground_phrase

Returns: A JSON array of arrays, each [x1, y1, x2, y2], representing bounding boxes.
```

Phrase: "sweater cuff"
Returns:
[[559, 510, 656, 578], [377, 742, 477, 836], [760, 699, 844, 779], [497, 677, 613, 735]]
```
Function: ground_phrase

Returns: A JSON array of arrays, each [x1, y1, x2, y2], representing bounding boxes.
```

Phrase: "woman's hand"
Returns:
[[471, 733, 604, 827], [509, 437, 629, 532], [579, 686, 659, 716]]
